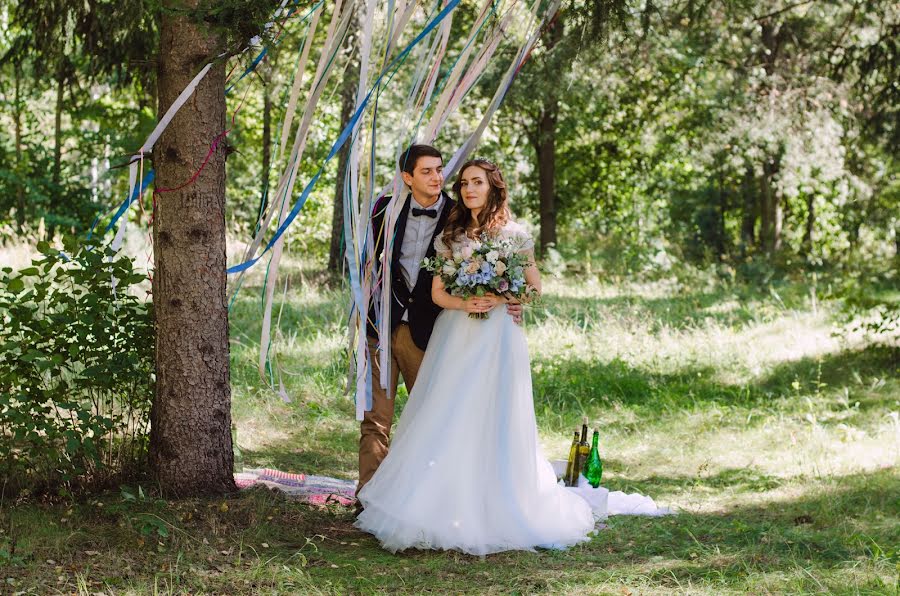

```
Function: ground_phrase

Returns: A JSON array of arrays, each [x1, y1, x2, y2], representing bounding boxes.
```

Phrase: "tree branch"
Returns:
[[754, 0, 817, 22]]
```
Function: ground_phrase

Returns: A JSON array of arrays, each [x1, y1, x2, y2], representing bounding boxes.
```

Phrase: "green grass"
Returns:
[[2, 265, 898, 594]]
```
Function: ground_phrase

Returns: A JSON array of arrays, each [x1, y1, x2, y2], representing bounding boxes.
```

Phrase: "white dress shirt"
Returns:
[[398, 193, 445, 321]]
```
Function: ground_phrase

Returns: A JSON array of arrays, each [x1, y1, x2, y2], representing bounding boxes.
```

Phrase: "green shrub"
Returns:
[[0, 238, 154, 497], [835, 267, 900, 345]]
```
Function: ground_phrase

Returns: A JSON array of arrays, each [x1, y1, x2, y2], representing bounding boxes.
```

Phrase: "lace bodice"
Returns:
[[433, 220, 535, 257]]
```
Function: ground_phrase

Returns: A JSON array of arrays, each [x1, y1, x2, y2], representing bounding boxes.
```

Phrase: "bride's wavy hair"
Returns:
[[443, 159, 511, 246]]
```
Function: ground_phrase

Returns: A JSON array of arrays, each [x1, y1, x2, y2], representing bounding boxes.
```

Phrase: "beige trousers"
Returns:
[[357, 323, 425, 496]]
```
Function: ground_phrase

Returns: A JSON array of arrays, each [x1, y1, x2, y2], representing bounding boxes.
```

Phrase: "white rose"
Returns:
[[442, 262, 457, 276], [486, 250, 499, 264]]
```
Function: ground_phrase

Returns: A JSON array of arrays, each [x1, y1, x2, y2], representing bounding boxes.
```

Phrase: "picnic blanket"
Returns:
[[235, 468, 357, 506], [235, 467, 671, 518]]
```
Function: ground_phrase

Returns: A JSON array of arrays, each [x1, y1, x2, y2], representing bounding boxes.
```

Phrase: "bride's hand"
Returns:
[[461, 297, 495, 314], [480, 293, 507, 308]]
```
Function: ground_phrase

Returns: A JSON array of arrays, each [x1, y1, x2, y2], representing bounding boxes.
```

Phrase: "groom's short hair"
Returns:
[[398, 144, 442, 176]]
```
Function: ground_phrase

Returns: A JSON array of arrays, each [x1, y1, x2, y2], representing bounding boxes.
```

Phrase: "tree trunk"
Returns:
[[328, 20, 360, 274], [260, 74, 272, 226], [53, 61, 64, 189], [13, 63, 25, 230], [715, 168, 726, 258], [150, 2, 235, 497], [536, 104, 558, 254], [740, 165, 756, 254], [758, 18, 785, 256], [759, 155, 782, 255], [803, 193, 815, 255], [532, 14, 564, 256]]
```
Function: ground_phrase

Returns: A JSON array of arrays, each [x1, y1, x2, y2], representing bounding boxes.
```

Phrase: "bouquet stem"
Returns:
[[468, 312, 489, 320]]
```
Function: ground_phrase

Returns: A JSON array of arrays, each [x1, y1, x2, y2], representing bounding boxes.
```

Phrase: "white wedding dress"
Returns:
[[355, 222, 599, 555]]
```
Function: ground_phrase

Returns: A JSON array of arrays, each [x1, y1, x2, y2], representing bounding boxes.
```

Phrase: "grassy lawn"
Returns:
[[2, 266, 898, 594]]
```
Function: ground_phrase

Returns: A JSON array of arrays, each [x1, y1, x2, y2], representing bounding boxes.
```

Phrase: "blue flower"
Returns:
[[480, 261, 493, 275]]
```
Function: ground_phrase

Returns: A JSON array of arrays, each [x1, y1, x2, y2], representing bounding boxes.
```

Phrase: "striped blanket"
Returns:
[[235, 468, 356, 506]]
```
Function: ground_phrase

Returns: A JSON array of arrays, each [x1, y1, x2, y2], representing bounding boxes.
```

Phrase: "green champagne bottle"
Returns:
[[583, 428, 603, 488], [564, 431, 580, 486]]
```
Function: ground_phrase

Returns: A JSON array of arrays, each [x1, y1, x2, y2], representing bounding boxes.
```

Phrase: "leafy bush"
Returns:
[[0, 238, 154, 497], [835, 267, 900, 345]]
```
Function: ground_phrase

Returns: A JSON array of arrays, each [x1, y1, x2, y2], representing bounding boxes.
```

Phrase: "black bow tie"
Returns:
[[411, 207, 438, 218]]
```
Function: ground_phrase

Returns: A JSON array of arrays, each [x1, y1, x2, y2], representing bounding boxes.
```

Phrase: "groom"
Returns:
[[357, 144, 521, 504]]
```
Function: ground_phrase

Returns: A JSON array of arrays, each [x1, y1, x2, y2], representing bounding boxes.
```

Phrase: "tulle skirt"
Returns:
[[355, 307, 597, 556]]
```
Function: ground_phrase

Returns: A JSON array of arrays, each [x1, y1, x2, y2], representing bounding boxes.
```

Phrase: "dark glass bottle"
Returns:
[[574, 416, 590, 483], [564, 431, 579, 486], [583, 429, 603, 488]]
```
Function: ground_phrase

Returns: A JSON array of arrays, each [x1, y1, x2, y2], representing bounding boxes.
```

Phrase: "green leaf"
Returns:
[[7, 278, 24, 293]]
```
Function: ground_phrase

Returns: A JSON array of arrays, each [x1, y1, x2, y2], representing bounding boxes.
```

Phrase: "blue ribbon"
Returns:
[[96, 2, 315, 242], [100, 169, 156, 236], [227, 0, 462, 275], [225, 48, 268, 96]]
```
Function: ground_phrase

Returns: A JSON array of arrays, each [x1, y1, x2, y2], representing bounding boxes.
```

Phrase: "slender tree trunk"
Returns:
[[803, 193, 815, 254], [53, 61, 64, 189], [758, 18, 785, 256], [536, 104, 558, 254], [13, 63, 25, 230], [261, 70, 273, 221], [150, 1, 235, 497], [532, 15, 564, 256], [760, 155, 782, 255], [715, 169, 726, 258], [740, 165, 756, 254], [329, 8, 360, 274], [773, 181, 783, 253]]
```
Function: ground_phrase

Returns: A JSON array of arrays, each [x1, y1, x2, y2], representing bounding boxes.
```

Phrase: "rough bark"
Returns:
[[150, 2, 235, 497]]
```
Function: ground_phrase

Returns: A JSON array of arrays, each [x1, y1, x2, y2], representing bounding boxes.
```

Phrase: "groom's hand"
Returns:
[[506, 303, 524, 326]]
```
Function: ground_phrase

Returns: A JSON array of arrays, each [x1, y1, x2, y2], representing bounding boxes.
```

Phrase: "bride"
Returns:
[[354, 158, 599, 556]]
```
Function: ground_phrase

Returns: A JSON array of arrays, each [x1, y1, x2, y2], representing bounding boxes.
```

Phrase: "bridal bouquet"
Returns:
[[422, 234, 539, 319]]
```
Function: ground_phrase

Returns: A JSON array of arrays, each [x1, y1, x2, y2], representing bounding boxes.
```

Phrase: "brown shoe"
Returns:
[[353, 500, 364, 518]]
